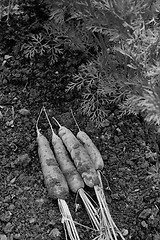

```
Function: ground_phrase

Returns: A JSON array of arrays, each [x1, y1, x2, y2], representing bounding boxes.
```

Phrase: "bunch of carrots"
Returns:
[[36, 107, 125, 240]]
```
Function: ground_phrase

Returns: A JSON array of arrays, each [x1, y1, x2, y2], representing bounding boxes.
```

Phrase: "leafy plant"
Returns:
[[22, 29, 64, 64], [31, 0, 160, 127], [67, 57, 120, 127], [147, 161, 160, 188], [118, 16, 160, 125], [64, 0, 160, 126], [22, 33, 50, 59], [0, 0, 22, 22], [22, 12, 94, 65], [120, 84, 160, 125]]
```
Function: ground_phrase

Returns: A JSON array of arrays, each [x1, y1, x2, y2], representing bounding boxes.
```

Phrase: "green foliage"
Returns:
[[67, 58, 111, 127], [120, 82, 160, 125], [117, 14, 160, 126], [21, 5, 94, 64], [64, 0, 160, 127], [22, 29, 64, 64], [22, 33, 50, 58], [29, 0, 160, 126], [0, 0, 22, 22], [147, 161, 160, 188], [67, 54, 145, 126]]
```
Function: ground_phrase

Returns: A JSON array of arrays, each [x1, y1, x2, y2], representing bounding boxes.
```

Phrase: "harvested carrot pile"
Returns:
[[36, 107, 126, 240]]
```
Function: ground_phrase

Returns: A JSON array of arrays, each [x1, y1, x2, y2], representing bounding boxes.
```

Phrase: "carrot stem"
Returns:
[[78, 189, 100, 230], [94, 185, 126, 240], [36, 107, 44, 136], [43, 107, 55, 135], [70, 109, 81, 132], [58, 199, 81, 240], [52, 115, 62, 128]]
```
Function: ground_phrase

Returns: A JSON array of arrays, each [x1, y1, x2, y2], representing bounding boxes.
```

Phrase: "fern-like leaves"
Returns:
[[67, 59, 119, 127], [120, 87, 160, 125], [22, 33, 50, 59]]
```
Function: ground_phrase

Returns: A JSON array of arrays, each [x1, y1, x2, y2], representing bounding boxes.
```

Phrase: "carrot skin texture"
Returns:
[[58, 126, 100, 188], [37, 132, 69, 200], [77, 131, 104, 170], [51, 134, 85, 193]]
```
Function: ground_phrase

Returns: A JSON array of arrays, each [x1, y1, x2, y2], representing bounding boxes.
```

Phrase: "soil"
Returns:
[[1, 2, 160, 240]]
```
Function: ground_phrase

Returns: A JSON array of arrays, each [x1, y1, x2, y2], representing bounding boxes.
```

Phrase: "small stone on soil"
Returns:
[[114, 135, 120, 143], [8, 204, 15, 211], [35, 198, 45, 207], [48, 210, 56, 221], [121, 228, 129, 236], [153, 233, 160, 240], [18, 108, 30, 116], [6, 120, 14, 127], [3, 196, 11, 203], [49, 228, 61, 240], [0, 235, 8, 240], [141, 220, 148, 228], [13, 153, 31, 167], [125, 159, 134, 166], [111, 193, 120, 200], [13, 233, 21, 239], [139, 208, 152, 219], [3, 222, 14, 233], [29, 217, 36, 224], [0, 211, 12, 222]]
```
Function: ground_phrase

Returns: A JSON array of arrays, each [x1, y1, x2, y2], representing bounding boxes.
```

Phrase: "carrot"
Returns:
[[36, 108, 81, 240], [70, 109, 104, 171], [51, 115, 100, 189], [77, 131, 104, 171], [70, 110, 126, 240], [77, 131, 104, 170], [43, 107, 100, 230]]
